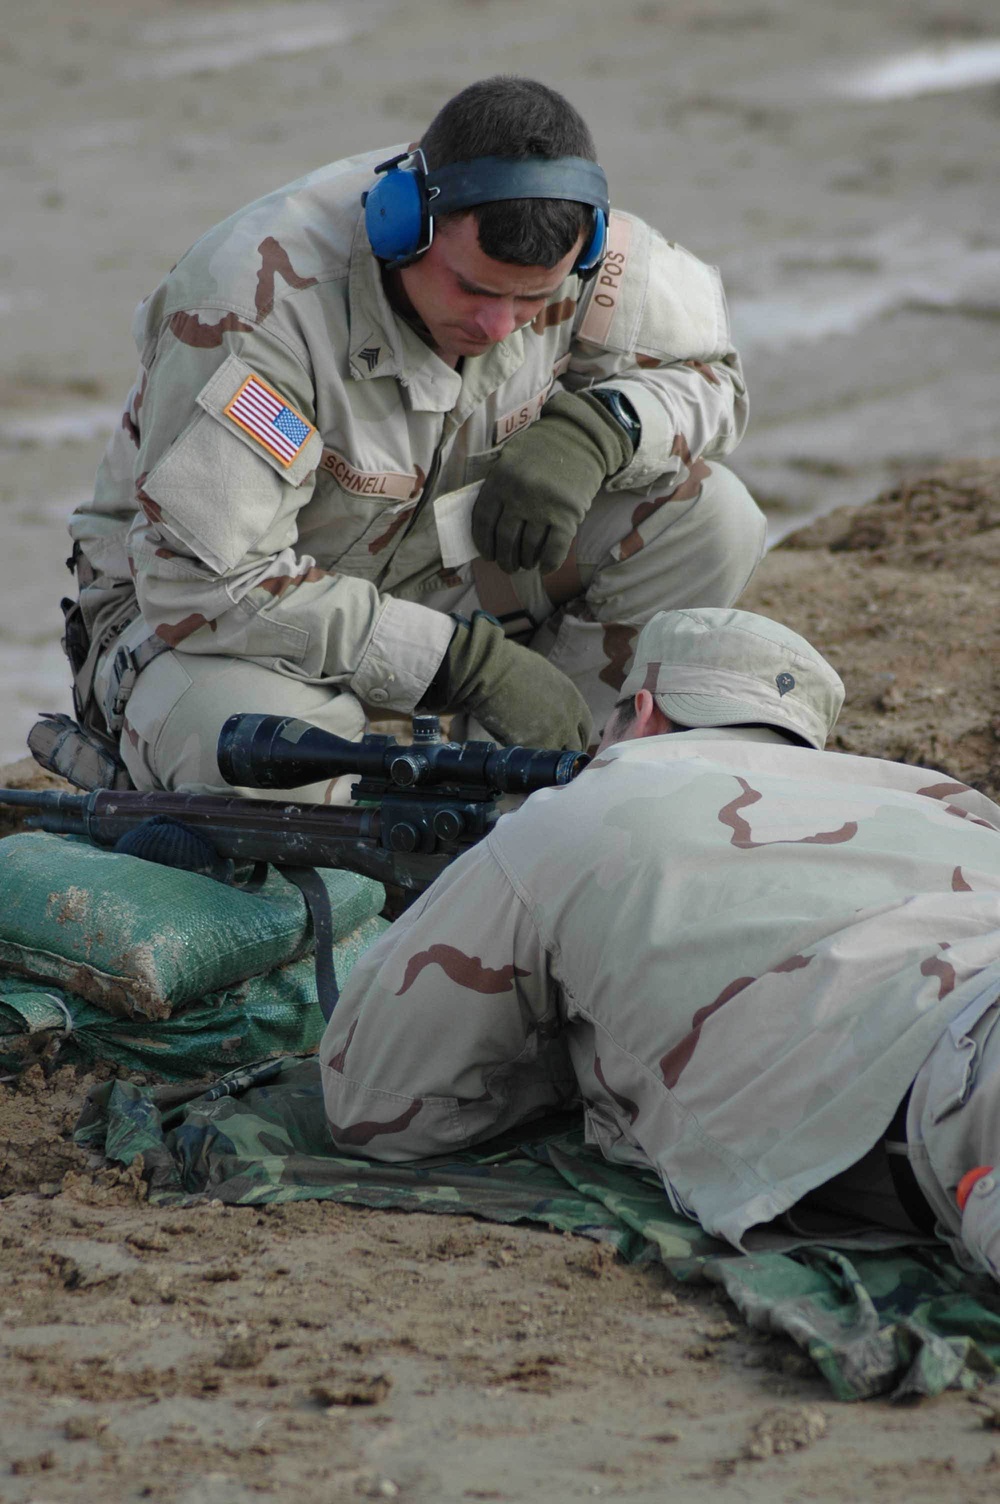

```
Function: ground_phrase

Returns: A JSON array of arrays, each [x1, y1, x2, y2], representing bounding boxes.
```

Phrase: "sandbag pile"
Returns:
[[0, 832, 387, 1079]]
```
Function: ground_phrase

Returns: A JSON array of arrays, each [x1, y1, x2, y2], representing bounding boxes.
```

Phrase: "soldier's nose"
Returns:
[[475, 303, 518, 343]]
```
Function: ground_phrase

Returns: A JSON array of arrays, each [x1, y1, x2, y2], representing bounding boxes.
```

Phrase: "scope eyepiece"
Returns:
[[480, 744, 588, 792]]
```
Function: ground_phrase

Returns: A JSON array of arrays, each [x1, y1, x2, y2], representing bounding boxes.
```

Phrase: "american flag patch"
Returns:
[[223, 374, 314, 467]]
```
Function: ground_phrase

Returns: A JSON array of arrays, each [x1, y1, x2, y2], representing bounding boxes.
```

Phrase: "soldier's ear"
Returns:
[[634, 690, 672, 739]]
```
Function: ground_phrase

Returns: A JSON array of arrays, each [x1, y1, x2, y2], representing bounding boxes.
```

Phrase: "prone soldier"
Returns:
[[320, 607, 1000, 1287]]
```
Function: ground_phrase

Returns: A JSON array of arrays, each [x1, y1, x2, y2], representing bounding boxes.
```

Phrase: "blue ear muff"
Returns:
[[575, 208, 608, 281], [362, 150, 611, 275], [363, 153, 431, 268]]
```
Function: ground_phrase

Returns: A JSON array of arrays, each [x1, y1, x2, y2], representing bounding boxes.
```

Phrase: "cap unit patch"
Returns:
[[223, 374, 315, 468]]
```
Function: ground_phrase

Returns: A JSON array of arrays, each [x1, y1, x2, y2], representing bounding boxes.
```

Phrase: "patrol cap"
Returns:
[[620, 608, 845, 750]]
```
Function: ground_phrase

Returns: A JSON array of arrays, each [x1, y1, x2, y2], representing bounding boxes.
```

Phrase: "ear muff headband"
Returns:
[[428, 156, 609, 215], [363, 149, 609, 277]]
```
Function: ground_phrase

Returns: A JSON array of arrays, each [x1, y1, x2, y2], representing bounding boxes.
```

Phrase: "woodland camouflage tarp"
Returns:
[[76, 1055, 1000, 1404]]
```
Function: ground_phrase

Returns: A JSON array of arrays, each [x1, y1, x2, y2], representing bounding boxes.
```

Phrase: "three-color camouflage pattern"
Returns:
[[69, 145, 765, 792], [320, 727, 1000, 1274]]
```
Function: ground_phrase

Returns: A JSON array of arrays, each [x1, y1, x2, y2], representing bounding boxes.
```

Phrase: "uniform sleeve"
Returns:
[[126, 311, 452, 710], [319, 839, 576, 1160], [565, 212, 749, 495]]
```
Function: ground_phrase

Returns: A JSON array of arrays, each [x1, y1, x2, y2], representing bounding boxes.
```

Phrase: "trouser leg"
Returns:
[[415, 462, 767, 743], [113, 648, 366, 801], [906, 986, 1000, 1280], [107, 463, 765, 786]]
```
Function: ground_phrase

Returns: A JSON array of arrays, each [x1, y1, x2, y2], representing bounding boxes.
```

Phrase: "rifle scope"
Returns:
[[217, 713, 587, 795]]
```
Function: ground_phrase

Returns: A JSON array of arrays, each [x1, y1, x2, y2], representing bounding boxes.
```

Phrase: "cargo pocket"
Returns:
[[329, 495, 419, 581], [930, 994, 1000, 1126], [120, 648, 194, 754]]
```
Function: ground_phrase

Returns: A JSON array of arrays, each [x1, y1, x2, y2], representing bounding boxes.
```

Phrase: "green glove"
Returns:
[[424, 614, 592, 751], [472, 389, 634, 575]]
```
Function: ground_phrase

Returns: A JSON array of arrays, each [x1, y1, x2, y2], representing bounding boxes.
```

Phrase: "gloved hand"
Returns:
[[424, 613, 592, 751], [472, 390, 634, 575]]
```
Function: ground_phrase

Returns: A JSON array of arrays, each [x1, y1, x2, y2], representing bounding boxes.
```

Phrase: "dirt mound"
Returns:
[[782, 461, 1000, 568], [742, 460, 1000, 796]]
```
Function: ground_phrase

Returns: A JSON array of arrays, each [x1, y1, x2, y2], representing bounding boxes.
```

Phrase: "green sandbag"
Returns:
[[0, 832, 384, 1021], [0, 912, 388, 1080]]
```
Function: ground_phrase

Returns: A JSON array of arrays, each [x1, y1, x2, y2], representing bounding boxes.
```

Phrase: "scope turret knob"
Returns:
[[432, 808, 464, 841], [411, 715, 442, 744], [388, 751, 429, 788], [387, 821, 420, 853]]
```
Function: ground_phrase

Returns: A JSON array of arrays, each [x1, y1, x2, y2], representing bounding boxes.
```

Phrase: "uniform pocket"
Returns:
[[119, 647, 194, 749], [930, 994, 1000, 1125], [464, 446, 502, 487], [316, 489, 419, 582], [306, 448, 423, 581], [143, 411, 291, 573]]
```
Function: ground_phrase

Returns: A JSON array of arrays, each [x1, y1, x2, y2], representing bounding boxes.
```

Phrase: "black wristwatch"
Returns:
[[588, 387, 642, 458]]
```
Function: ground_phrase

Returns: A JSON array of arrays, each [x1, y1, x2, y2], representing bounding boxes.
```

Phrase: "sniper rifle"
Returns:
[[0, 711, 588, 896], [0, 713, 588, 1019]]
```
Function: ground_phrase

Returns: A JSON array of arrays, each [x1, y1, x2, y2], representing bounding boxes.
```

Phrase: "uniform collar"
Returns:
[[669, 726, 808, 749], [603, 725, 814, 762], [347, 214, 527, 414]]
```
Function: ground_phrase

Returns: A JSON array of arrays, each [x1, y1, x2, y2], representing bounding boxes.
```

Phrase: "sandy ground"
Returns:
[[2, 465, 1000, 1502], [2, 0, 1000, 1497]]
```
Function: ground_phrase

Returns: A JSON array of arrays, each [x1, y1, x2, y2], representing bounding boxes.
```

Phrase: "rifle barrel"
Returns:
[[0, 786, 441, 888], [0, 788, 91, 832]]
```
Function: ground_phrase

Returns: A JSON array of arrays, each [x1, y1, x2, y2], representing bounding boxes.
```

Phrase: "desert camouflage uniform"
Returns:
[[320, 728, 1000, 1275], [68, 145, 764, 797]]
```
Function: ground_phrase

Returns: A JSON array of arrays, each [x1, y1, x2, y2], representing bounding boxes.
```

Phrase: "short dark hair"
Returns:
[[612, 695, 638, 728], [421, 76, 598, 268], [612, 694, 813, 747]]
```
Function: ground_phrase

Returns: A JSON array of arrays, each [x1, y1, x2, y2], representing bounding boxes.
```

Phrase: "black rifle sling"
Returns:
[[277, 866, 340, 1022]]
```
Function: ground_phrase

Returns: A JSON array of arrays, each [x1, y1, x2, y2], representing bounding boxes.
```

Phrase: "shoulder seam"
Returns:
[[155, 298, 330, 376], [485, 826, 559, 969]]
